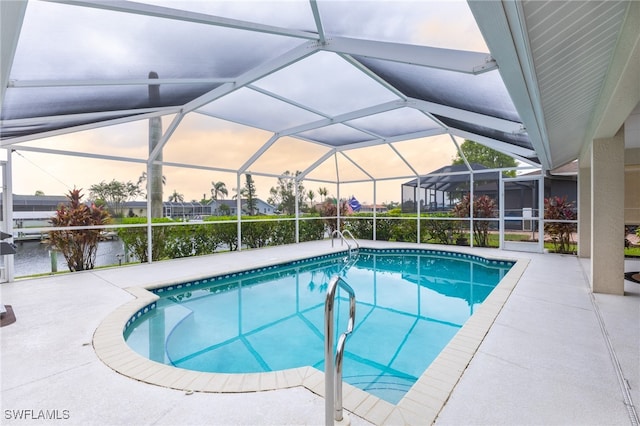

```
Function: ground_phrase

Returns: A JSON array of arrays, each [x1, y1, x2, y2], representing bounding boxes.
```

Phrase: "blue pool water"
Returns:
[[124, 248, 513, 404]]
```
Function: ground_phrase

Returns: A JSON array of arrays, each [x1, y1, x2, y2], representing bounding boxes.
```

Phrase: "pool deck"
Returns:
[[1, 240, 638, 425]]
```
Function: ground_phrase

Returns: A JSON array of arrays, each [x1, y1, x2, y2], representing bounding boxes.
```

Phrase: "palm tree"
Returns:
[[211, 181, 228, 200], [168, 190, 184, 203], [307, 189, 316, 208], [318, 187, 328, 203], [137, 171, 166, 195]]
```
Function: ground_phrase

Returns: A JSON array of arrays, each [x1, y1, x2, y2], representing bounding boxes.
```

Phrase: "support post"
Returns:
[[578, 147, 592, 258], [372, 180, 377, 241], [1, 154, 15, 282], [295, 176, 300, 244], [591, 129, 625, 295], [236, 173, 242, 251]]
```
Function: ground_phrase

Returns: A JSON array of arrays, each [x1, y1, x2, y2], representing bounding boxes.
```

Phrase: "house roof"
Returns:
[[403, 163, 499, 192]]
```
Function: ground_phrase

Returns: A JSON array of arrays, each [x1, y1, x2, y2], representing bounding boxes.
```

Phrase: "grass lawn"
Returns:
[[625, 246, 640, 257], [431, 232, 640, 257]]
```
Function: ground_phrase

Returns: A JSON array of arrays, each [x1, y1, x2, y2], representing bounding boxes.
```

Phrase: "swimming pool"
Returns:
[[124, 248, 513, 404]]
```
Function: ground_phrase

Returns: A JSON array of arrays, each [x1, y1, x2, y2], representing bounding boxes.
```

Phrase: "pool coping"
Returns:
[[93, 243, 528, 425]]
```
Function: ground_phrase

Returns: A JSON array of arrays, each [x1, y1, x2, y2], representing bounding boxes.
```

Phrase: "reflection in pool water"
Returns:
[[125, 249, 512, 404]]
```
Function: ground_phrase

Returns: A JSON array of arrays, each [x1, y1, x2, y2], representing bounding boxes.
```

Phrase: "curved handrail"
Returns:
[[330, 229, 349, 250], [330, 229, 359, 252], [341, 229, 360, 251], [324, 275, 356, 425]]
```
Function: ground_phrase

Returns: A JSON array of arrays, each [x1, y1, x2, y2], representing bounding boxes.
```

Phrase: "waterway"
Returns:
[[13, 239, 124, 277]]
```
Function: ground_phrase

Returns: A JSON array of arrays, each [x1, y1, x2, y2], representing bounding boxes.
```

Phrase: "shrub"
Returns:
[[343, 214, 373, 239], [49, 188, 111, 271], [165, 223, 221, 258], [242, 220, 274, 248], [544, 196, 577, 254], [299, 215, 326, 242], [269, 217, 295, 245], [421, 212, 456, 245], [118, 217, 172, 262], [390, 218, 417, 242], [374, 214, 397, 241], [205, 216, 239, 251]]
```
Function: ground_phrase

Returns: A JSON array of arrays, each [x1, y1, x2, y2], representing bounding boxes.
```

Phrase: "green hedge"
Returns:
[[117, 217, 172, 262], [117, 215, 328, 262], [343, 212, 458, 244], [117, 213, 465, 263]]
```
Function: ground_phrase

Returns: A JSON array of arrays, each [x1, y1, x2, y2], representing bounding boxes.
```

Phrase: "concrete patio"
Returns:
[[1, 241, 638, 425]]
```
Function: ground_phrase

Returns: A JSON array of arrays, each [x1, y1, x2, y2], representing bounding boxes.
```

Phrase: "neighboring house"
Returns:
[[209, 199, 276, 216], [359, 204, 388, 214], [162, 201, 208, 220], [2, 194, 67, 228], [401, 163, 578, 216], [124, 201, 147, 218], [2, 195, 278, 225]]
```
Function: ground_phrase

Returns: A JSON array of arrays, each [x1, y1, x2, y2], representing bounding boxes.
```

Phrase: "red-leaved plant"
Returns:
[[452, 194, 497, 247], [49, 188, 111, 271], [544, 196, 577, 254]]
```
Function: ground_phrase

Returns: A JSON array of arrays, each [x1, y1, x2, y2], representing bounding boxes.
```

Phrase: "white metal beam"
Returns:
[[238, 134, 280, 173], [289, 126, 447, 153], [12, 145, 148, 164], [0, 0, 27, 103], [388, 143, 419, 177], [309, 0, 326, 44], [323, 36, 497, 74], [448, 127, 540, 163], [408, 97, 524, 134], [298, 148, 336, 180], [1, 107, 172, 126], [468, 0, 551, 168], [247, 84, 331, 119], [1, 107, 180, 146], [279, 100, 406, 137], [340, 53, 409, 100], [450, 134, 472, 171], [340, 151, 374, 181], [160, 160, 261, 176], [334, 128, 448, 150], [8, 77, 234, 88], [45, 0, 319, 40], [148, 112, 185, 162]]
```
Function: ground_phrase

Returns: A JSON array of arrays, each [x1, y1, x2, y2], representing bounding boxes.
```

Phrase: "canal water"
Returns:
[[13, 239, 124, 277]]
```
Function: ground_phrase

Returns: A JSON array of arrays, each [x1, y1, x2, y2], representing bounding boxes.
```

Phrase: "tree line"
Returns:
[[86, 169, 335, 218]]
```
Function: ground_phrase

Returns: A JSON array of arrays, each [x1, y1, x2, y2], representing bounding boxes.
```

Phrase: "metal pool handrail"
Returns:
[[330, 229, 360, 253], [324, 275, 356, 425]]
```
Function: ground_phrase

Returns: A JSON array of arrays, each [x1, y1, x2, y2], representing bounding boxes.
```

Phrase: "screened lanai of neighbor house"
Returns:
[[0, 1, 639, 291]]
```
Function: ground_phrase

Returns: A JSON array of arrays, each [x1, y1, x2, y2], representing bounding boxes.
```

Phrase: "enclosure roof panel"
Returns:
[[138, 0, 318, 33], [1, 0, 542, 172], [355, 56, 521, 123]]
